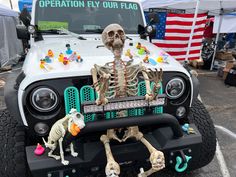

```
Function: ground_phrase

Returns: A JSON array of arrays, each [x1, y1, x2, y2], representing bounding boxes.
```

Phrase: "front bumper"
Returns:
[[26, 114, 202, 177]]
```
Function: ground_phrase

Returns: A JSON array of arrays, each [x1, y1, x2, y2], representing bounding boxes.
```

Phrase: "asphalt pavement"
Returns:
[[0, 67, 235, 177]]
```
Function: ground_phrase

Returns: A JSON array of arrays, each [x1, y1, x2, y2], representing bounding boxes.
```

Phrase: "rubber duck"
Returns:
[[47, 50, 54, 58], [45, 56, 52, 63], [125, 49, 133, 59], [58, 53, 64, 62], [181, 123, 190, 132], [143, 55, 149, 63], [40, 59, 46, 69], [66, 44, 73, 55], [63, 57, 69, 65], [34, 143, 45, 156], [76, 55, 83, 63], [69, 52, 77, 61], [157, 56, 164, 63]]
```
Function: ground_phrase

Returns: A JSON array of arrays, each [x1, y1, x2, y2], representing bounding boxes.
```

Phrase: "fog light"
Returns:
[[34, 123, 49, 135], [176, 106, 186, 118]]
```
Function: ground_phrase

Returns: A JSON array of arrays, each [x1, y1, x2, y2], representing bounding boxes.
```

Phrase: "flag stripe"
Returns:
[[164, 35, 203, 41], [166, 20, 207, 26], [167, 50, 201, 56], [174, 53, 201, 59], [160, 46, 202, 52], [165, 31, 204, 37], [167, 16, 207, 22], [165, 24, 206, 30], [165, 27, 205, 33], [167, 13, 207, 18], [152, 39, 203, 44], [175, 56, 201, 61], [155, 42, 202, 48]]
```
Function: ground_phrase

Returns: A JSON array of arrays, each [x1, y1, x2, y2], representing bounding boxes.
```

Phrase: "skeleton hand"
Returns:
[[145, 93, 154, 101], [105, 161, 120, 177], [149, 150, 165, 171], [96, 97, 108, 106]]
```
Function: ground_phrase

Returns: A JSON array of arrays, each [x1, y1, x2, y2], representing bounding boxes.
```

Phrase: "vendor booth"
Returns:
[[141, 0, 236, 69], [0, 5, 23, 67]]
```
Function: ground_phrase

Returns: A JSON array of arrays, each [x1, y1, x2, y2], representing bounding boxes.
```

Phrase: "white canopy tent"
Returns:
[[141, 0, 236, 70], [0, 5, 23, 67]]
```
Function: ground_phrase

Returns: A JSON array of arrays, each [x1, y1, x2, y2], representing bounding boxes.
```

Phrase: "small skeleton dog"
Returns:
[[91, 24, 165, 177], [43, 108, 85, 165]]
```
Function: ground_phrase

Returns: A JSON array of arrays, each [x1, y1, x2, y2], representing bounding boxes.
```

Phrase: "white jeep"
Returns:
[[1, 0, 216, 177]]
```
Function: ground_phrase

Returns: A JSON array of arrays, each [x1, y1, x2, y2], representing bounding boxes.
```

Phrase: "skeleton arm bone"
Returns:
[[141, 67, 153, 101]]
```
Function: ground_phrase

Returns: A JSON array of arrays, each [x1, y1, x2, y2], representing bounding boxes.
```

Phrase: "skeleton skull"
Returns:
[[102, 24, 126, 58]]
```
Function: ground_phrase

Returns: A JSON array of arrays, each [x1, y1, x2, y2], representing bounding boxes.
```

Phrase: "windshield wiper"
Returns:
[[38, 28, 86, 40], [38, 29, 66, 35], [85, 28, 104, 34]]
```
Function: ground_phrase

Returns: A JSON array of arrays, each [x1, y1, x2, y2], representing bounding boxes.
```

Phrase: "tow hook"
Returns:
[[175, 150, 192, 172]]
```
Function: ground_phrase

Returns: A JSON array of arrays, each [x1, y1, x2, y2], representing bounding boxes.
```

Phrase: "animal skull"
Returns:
[[102, 24, 126, 58]]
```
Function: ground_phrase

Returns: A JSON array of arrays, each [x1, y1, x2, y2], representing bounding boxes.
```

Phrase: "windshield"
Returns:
[[35, 0, 144, 34]]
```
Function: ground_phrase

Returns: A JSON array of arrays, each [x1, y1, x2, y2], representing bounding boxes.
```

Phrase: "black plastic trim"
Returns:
[[81, 114, 183, 138]]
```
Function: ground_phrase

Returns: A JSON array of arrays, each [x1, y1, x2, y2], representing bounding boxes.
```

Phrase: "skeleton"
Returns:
[[42, 108, 85, 165], [91, 24, 165, 177]]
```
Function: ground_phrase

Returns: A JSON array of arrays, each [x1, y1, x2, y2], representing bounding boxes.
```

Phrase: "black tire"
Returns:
[[188, 99, 216, 170], [0, 109, 28, 177]]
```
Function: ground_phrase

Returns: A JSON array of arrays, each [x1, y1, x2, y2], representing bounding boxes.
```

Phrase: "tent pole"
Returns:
[[185, 0, 200, 62], [210, 8, 224, 70]]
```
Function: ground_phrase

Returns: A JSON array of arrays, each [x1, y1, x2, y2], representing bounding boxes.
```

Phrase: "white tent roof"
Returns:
[[0, 5, 19, 17], [141, 0, 236, 14]]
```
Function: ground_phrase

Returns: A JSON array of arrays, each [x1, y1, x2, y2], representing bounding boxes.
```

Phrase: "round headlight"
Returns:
[[166, 78, 185, 99], [31, 87, 59, 112]]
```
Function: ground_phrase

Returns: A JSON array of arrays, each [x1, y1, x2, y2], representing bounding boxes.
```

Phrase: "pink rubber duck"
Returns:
[[34, 143, 45, 156]]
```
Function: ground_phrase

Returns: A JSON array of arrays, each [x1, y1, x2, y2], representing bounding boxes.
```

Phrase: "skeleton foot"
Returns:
[[149, 150, 165, 171], [96, 97, 108, 106], [138, 150, 165, 177], [70, 143, 78, 157], [105, 161, 120, 177], [145, 93, 154, 101], [48, 150, 61, 160], [62, 160, 69, 165]]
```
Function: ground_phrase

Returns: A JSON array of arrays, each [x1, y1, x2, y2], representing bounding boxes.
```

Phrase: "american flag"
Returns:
[[146, 12, 207, 61]]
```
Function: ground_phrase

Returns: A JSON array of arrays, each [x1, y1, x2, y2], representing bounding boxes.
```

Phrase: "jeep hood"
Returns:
[[21, 36, 190, 90]]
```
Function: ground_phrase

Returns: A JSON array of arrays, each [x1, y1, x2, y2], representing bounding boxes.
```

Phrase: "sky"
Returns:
[[0, 0, 19, 11]]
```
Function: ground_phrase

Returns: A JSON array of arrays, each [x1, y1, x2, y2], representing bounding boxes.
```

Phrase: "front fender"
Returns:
[[4, 71, 24, 125]]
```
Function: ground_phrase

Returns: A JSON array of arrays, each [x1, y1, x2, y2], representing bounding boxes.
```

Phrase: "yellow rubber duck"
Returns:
[[48, 50, 54, 58], [58, 53, 64, 62], [157, 56, 164, 63]]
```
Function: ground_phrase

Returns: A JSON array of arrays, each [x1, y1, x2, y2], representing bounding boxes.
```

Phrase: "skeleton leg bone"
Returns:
[[121, 127, 165, 177], [58, 138, 69, 165], [70, 143, 78, 157], [48, 143, 60, 160], [100, 134, 120, 177], [138, 137, 165, 177]]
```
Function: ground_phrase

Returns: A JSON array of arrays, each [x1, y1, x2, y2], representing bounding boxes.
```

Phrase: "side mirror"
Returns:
[[16, 24, 30, 40], [19, 8, 31, 27], [138, 24, 156, 41]]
